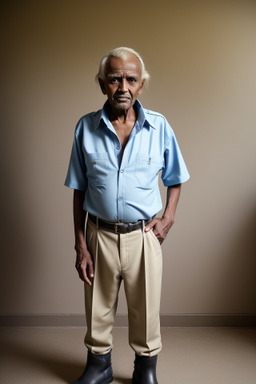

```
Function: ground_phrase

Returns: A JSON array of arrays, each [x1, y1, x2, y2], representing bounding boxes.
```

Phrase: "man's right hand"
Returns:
[[75, 245, 94, 286]]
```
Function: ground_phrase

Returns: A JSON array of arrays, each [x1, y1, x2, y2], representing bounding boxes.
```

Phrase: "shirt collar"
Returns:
[[96, 99, 157, 130]]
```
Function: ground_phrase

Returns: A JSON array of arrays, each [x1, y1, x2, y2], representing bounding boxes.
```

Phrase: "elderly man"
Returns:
[[65, 47, 189, 384]]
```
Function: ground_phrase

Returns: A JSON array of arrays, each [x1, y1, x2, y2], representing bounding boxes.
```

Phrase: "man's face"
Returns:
[[100, 55, 145, 114]]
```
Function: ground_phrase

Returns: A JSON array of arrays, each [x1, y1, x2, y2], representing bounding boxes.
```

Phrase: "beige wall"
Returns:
[[1, 0, 256, 319]]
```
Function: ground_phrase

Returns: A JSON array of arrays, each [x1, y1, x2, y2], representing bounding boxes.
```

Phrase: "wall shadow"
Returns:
[[1, 334, 133, 384], [218, 206, 256, 313]]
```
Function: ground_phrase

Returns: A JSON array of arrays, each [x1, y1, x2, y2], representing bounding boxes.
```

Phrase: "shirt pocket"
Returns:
[[134, 153, 163, 189], [86, 152, 110, 186]]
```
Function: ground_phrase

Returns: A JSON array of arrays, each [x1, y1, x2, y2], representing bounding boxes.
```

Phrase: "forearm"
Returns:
[[73, 189, 87, 250], [73, 189, 94, 284], [145, 184, 182, 244], [162, 184, 182, 224]]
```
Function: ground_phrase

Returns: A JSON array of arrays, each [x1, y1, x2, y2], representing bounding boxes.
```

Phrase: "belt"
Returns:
[[88, 213, 150, 234]]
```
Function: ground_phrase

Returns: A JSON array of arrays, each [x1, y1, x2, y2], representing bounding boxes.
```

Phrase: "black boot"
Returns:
[[72, 350, 113, 384], [132, 354, 158, 384]]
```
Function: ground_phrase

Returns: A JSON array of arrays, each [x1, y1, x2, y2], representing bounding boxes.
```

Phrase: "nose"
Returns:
[[119, 78, 128, 92]]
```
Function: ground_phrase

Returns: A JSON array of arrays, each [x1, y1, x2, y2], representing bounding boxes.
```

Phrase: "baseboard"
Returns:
[[159, 314, 256, 327], [0, 314, 256, 327]]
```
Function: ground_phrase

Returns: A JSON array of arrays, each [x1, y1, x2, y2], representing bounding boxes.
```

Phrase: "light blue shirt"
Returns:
[[65, 100, 190, 222]]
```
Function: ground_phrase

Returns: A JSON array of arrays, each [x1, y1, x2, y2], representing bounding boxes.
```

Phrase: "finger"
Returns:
[[80, 266, 92, 286], [151, 224, 165, 244], [87, 260, 94, 279], [144, 218, 158, 232], [76, 262, 92, 286]]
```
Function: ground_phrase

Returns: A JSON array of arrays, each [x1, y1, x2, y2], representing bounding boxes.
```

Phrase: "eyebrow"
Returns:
[[106, 73, 139, 78]]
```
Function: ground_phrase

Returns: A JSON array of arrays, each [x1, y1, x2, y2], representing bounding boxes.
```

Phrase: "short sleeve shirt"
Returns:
[[65, 100, 190, 222]]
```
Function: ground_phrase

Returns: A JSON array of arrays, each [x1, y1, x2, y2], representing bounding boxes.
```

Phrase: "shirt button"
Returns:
[[118, 197, 123, 201], [120, 170, 124, 174], [116, 145, 120, 150]]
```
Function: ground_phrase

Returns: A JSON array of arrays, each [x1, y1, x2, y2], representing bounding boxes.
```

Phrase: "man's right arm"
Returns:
[[73, 189, 94, 285]]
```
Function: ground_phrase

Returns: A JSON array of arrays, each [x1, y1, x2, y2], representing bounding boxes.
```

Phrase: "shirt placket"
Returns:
[[116, 125, 138, 222], [116, 140, 126, 222]]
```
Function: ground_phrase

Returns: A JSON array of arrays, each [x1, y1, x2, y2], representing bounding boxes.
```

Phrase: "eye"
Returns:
[[109, 77, 120, 84], [128, 77, 136, 83]]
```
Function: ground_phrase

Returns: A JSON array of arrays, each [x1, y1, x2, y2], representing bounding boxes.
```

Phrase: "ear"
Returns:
[[138, 80, 145, 96], [99, 78, 106, 95]]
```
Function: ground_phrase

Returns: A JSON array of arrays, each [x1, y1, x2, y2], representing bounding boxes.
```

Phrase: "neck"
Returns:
[[109, 107, 136, 124]]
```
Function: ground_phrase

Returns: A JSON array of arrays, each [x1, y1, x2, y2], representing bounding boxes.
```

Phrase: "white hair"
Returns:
[[96, 47, 150, 85]]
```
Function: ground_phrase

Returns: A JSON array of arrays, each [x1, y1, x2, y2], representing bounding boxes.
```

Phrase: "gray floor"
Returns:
[[1, 327, 256, 383]]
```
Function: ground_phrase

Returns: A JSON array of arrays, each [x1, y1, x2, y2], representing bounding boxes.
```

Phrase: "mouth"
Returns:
[[114, 96, 131, 102]]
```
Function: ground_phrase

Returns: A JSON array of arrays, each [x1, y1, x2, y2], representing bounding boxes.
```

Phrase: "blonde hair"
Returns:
[[96, 47, 150, 85]]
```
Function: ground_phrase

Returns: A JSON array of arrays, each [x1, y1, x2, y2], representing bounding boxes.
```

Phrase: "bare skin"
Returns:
[[144, 184, 181, 244], [99, 55, 145, 149], [73, 189, 93, 286], [74, 55, 182, 284]]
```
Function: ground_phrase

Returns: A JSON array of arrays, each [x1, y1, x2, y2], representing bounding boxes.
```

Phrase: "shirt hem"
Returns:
[[163, 175, 190, 187], [64, 182, 86, 191]]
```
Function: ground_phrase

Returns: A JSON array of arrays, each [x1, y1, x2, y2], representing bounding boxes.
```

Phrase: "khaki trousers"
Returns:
[[84, 218, 163, 357]]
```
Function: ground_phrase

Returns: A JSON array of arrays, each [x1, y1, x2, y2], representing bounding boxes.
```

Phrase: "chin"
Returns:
[[114, 102, 133, 111]]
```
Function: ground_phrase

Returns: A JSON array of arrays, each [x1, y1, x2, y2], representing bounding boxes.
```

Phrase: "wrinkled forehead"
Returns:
[[105, 55, 142, 77]]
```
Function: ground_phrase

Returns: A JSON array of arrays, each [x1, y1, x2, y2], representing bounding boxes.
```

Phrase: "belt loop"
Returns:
[[96, 216, 99, 229], [141, 219, 145, 233]]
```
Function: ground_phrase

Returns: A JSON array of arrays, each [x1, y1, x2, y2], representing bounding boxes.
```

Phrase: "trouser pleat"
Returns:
[[84, 219, 162, 356]]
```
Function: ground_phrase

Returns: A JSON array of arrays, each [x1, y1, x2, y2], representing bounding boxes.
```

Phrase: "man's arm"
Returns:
[[73, 189, 94, 285], [144, 184, 182, 244]]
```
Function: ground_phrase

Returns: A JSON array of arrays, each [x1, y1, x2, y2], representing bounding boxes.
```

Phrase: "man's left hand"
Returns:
[[144, 215, 174, 245]]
